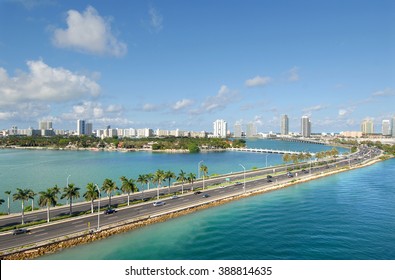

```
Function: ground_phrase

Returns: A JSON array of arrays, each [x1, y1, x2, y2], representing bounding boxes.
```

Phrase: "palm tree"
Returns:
[[153, 169, 165, 199], [146, 173, 154, 190], [101, 178, 118, 208], [4, 190, 11, 214], [137, 174, 148, 192], [13, 188, 33, 225], [28, 190, 36, 211], [164, 170, 176, 194], [177, 170, 187, 194], [0, 197, 4, 206], [187, 172, 196, 191], [120, 176, 138, 206], [61, 183, 80, 215], [83, 183, 99, 213], [200, 164, 208, 190], [52, 184, 61, 197], [38, 188, 58, 223], [283, 153, 291, 164]]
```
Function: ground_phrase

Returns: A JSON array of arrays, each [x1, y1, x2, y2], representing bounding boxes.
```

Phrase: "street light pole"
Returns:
[[239, 164, 246, 193], [95, 184, 100, 231], [198, 160, 203, 179]]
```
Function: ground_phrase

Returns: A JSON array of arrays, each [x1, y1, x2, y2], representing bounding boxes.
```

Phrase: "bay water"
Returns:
[[39, 158, 395, 259]]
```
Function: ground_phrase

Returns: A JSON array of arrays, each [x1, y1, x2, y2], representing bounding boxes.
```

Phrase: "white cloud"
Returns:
[[201, 85, 240, 113], [173, 99, 193, 111], [0, 60, 100, 108], [302, 104, 327, 115], [372, 88, 395, 97], [52, 6, 127, 57], [287, 67, 299, 82], [245, 75, 272, 87], [142, 103, 159, 112], [148, 6, 163, 32]]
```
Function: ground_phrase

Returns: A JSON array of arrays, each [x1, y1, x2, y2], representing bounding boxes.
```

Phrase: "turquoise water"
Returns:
[[40, 159, 395, 260], [0, 139, 345, 212]]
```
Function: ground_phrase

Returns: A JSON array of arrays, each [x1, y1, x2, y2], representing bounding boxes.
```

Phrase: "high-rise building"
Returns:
[[77, 120, 86, 136], [301, 116, 311, 137], [392, 117, 395, 138], [246, 122, 257, 138], [85, 122, 93, 136], [234, 122, 242, 138], [281, 115, 289, 135], [382, 120, 391, 136], [361, 119, 374, 135], [213, 119, 227, 138], [39, 121, 52, 130]]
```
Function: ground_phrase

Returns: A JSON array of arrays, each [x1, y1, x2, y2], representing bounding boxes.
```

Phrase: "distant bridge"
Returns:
[[269, 137, 326, 145], [227, 147, 315, 156]]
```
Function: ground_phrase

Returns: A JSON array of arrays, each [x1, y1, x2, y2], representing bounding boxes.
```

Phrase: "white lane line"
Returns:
[[35, 232, 48, 237]]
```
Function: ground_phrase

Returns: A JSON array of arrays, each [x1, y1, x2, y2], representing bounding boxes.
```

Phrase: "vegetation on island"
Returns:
[[0, 135, 246, 153]]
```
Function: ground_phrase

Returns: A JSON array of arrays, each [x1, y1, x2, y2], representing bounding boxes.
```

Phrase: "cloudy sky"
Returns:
[[0, 0, 394, 133]]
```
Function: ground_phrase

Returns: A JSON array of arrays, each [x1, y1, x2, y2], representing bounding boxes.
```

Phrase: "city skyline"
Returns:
[[0, 1, 394, 133]]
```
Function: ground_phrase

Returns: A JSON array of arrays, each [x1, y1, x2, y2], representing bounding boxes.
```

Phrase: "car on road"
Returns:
[[153, 201, 166, 206], [287, 172, 294, 178], [171, 195, 179, 199], [12, 228, 29, 235], [267, 179, 272, 183], [302, 169, 309, 174], [194, 191, 202, 195], [104, 208, 116, 215], [267, 175, 273, 179], [202, 194, 210, 198], [234, 182, 242, 186]]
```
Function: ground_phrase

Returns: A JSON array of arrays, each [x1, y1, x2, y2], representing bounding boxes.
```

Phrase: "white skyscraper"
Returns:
[[301, 116, 311, 137], [281, 115, 289, 135], [382, 120, 391, 136], [246, 122, 257, 138], [234, 122, 242, 138], [392, 117, 395, 137], [213, 119, 227, 138], [361, 119, 374, 135]]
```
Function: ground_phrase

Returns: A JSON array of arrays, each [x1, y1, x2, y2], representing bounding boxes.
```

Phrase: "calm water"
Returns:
[[40, 158, 395, 260], [0, 139, 345, 212]]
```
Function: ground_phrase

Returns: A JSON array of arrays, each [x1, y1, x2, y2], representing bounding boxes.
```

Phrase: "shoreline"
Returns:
[[1, 155, 387, 260]]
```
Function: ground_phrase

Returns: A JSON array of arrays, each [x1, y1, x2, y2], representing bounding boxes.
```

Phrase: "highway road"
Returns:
[[0, 146, 382, 255]]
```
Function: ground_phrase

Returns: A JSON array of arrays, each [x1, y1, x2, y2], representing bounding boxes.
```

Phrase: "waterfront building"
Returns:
[[392, 117, 395, 137], [301, 116, 311, 138], [85, 123, 93, 136], [246, 122, 257, 138], [213, 119, 227, 138], [340, 131, 363, 138], [234, 122, 242, 138], [382, 120, 391, 136], [9, 126, 18, 135], [281, 114, 289, 135], [77, 120, 86, 136], [156, 129, 170, 137], [39, 121, 53, 130], [361, 119, 374, 135], [137, 128, 154, 138]]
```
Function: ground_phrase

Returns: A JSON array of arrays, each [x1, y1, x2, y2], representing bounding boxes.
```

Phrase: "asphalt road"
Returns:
[[0, 146, 381, 254]]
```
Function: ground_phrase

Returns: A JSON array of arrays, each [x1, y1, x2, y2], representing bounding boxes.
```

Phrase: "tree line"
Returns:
[[0, 165, 211, 226]]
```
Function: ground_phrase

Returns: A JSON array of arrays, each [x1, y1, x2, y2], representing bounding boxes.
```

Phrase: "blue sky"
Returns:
[[0, 0, 394, 133]]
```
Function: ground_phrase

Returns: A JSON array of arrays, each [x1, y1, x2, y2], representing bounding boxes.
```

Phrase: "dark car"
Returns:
[[12, 228, 29, 235], [267, 175, 273, 179], [234, 182, 242, 186], [267, 179, 272, 183], [104, 208, 116, 215], [202, 194, 210, 198], [194, 191, 202, 195]]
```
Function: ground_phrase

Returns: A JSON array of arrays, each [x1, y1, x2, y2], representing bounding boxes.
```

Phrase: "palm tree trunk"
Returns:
[[7, 196, 10, 215], [69, 198, 72, 215], [109, 194, 112, 207], [127, 193, 130, 206], [21, 201, 25, 225], [91, 200, 94, 213], [47, 205, 50, 223]]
